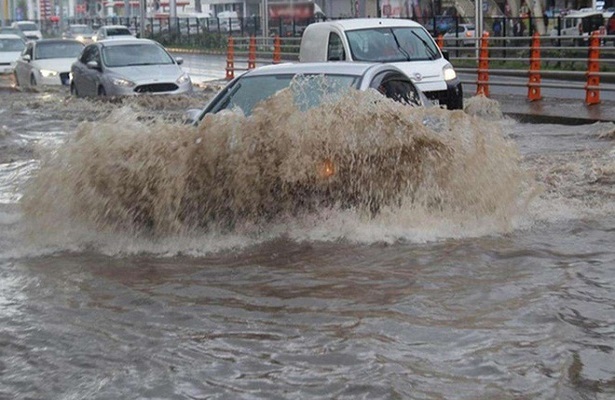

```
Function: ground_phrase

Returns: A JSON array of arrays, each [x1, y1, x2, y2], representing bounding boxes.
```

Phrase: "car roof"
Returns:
[[101, 25, 131, 29], [14, 21, 37, 25], [96, 38, 159, 47], [241, 62, 401, 77], [313, 18, 423, 31], [70, 24, 89, 27], [33, 39, 84, 47]]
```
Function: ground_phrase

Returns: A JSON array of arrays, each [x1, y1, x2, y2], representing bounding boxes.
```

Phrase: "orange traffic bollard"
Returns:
[[527, 33, 542, 101], [585, 31, 601, 105], [248, 36, 256, 70], [225, 36, 235, 80], [476, 32, 490, 97], [273, 35, 281, 64]]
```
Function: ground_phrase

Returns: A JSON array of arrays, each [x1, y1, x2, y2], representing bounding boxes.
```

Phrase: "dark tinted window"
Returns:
[[101, 43, 174, 67], [327, 33, 345, 61], [35, 41, 84, 59]]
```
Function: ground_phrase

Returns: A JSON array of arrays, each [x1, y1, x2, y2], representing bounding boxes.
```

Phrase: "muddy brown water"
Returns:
[[0, 82, 614, 399]]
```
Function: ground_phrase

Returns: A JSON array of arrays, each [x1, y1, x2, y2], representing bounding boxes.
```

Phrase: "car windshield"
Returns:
[[346, 27, 440, 62], [106, 27, 131, 36], [70, 25, 93, 34], [0, 38, 25, 52], [213, 74, 360, 116], [35, 41, 84, 59], [17, 23, 38, 31], [102, 43, 174, 67]]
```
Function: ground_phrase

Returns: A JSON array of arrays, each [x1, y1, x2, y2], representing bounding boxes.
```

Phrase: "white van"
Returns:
[[549, 9, 605, 45], [299, 18, 463, 109]]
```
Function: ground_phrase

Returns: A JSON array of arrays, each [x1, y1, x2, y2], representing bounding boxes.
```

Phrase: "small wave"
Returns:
[[19, 89, 534, 253]]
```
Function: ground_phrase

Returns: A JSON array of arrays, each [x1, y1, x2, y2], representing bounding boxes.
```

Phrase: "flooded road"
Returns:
[[0, 81, 614, 399]]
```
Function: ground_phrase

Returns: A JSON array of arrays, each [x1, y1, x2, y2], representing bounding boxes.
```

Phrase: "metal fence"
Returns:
[[4, 15, 613, 46]]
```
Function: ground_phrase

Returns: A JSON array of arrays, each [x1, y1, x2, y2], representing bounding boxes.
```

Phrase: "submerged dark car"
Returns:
[[179, 62, 444, 225]]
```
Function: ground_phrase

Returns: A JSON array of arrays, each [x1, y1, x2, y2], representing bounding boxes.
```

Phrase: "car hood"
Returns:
[[0, 51, 22, 63], [32, 58, 77, 72], [391, 58, 448, 83], [108, 64, 183, 83]]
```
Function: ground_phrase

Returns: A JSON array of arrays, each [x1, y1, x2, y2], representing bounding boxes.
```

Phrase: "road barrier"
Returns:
[[222, 33, 615, 104]]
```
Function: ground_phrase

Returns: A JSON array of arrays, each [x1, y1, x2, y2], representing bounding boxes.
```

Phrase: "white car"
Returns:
[[14, 39, 84, 87], [93, 25, 134, 42], [442, 24, 476, 46], [0, 34, 26, 74], [10, 21, 43, 41]]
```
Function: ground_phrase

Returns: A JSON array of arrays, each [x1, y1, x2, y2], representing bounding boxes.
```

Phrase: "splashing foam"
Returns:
[[20, 89, 534, 252]]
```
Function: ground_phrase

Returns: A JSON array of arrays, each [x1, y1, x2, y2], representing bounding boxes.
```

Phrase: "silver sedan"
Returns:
[[70, 38, 192, 97], [186, 61, 428, 124]]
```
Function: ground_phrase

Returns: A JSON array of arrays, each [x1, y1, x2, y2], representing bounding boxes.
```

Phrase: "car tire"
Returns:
[[98, 85, 106, 96], [70, 82, 78, 97], [30, 74, 37, 87]]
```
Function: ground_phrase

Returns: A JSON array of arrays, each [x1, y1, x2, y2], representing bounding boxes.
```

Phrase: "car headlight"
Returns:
[[40, 69, 58, 77], [443, 64, 457, 81], [111, 77, 135, 87], [76, 35, 84, 42], [176, 73, 191, 85]]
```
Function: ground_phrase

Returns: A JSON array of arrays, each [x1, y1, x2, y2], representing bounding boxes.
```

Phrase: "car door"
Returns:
[[73, 44, 99, 96], [16, 42, 35, 86]]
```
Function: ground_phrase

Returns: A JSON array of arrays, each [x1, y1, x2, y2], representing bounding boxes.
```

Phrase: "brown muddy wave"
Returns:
[[21, 90, 533, 237]]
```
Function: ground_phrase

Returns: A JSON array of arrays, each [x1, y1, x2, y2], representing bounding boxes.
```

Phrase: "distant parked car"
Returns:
[[0, 34, 26, 74], [10, 21, 43, 41], [70, 38, 192, 96], [442, 24, 476, 46], [93, 25, 134, 41], [549, 9, 604, 45], [0, 26, 28, 42], [63, 24, 95, 44], [14, 39, 84, 87]]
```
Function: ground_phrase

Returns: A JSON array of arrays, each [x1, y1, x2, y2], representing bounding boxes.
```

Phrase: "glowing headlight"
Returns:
[[111, 77, 135, 87], [40, 69, 58, 77], [319, 159, 335, 178], [443, 64, 457, 81], [176, 73, 191, 85], [76, 35, 84, 42]]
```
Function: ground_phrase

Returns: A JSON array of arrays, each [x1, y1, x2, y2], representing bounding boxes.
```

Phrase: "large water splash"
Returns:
[[20, 89, 533, 246]]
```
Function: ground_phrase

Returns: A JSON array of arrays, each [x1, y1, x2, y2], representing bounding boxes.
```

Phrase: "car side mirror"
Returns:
[[86, 60, 100, 70], [175, 57, 184, 65], [441, 50, 449, 61], [22, 54, 31, 62]]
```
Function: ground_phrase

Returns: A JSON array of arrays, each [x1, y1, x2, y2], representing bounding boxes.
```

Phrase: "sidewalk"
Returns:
[[492, 94, 615, 125]]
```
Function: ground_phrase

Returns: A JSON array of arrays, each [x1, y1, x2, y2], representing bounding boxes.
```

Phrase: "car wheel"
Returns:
[[30, 74, 37, 87], [98, 85, 106, 96], [70, 82, 78, 97]]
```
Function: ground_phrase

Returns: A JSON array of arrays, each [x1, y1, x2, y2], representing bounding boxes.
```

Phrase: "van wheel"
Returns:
[[30, 74, 37, 87], [98, 86, 106, 96]]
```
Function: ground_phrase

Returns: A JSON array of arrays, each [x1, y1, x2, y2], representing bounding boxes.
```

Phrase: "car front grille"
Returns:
[[134, 83, 178, 93], [26, 35, 39, 40]]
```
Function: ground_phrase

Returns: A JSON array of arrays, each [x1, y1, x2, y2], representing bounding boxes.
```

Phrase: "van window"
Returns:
[[346, 27, 439, 62], [327, 33, 345, 61]]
